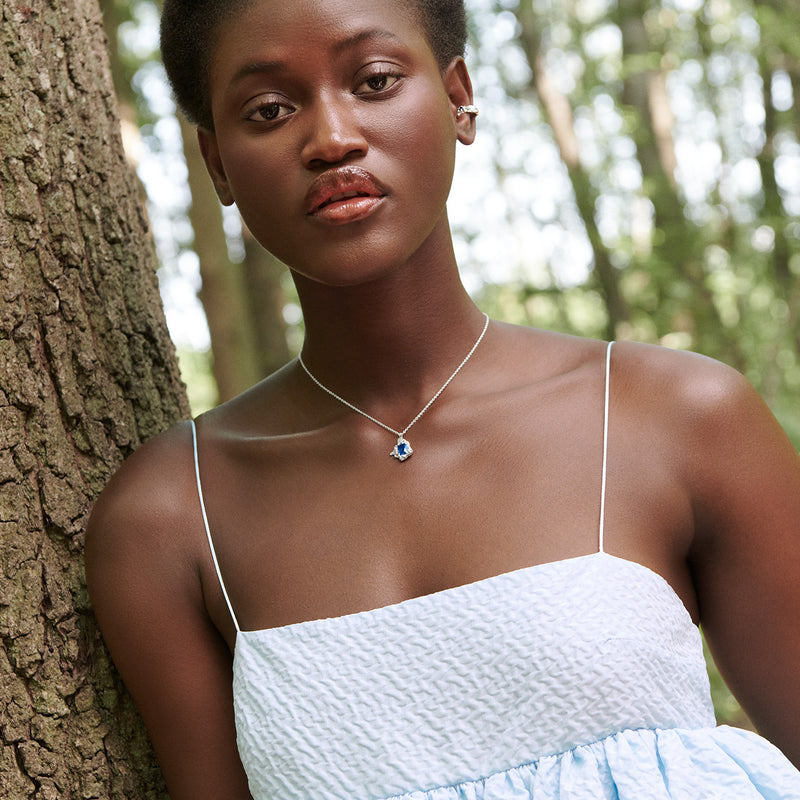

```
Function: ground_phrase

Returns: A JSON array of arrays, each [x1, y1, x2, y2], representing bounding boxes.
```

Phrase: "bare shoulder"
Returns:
[[503, 325, 750, 412], [84, 418, 205, 652], [500, 326, 783, 443], [603, 340, 779, 444], [609, 339, 749, 405], [85, 420, 199, 573], [606, 339, 800, 491]]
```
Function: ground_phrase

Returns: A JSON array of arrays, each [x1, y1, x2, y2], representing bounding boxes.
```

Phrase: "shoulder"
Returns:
[[606, 340, 798, 487], [85, 419, 254, 795], [496, 324, 772, 428], [85, 419, 202, 605], [87, 419, 198, 538], [506, 325, 750, 415], [605, 339, 799, 531], [610, 338, 742, 394], [606, 339, 764, 435]]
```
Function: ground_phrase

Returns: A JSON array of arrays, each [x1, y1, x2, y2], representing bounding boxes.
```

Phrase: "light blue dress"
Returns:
[[191, 345, 800, 799]]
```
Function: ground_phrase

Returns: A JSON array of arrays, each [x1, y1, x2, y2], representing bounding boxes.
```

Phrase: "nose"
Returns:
[[301, 97, 368, 169]]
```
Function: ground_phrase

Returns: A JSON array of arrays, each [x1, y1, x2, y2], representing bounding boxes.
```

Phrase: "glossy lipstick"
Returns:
[[305, 166, 387, 224]]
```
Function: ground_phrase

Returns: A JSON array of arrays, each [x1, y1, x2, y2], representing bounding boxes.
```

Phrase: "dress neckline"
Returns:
[[233, 551, 692, 640]]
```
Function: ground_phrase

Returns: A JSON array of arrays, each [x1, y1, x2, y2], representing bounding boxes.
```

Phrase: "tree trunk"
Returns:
[[515, 0, 629, 340], [0, 1, 187, 797], [242, 227, 290, 377], [615, 0, 742, 363], [178, 115, 264, 402], [756, 53, 800, 400]]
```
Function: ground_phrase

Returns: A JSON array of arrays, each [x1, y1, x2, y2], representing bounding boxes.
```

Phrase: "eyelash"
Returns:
[[245, 100, 294, 123], [355, 70, 402, 95]]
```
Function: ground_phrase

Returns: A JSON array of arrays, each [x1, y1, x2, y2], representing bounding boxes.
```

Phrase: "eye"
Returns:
[[243, 96, 295, 124], [355, 70, 401, 95]]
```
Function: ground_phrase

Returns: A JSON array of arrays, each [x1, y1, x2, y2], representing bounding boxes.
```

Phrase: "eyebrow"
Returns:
[[230, 60, 286, 88], [331, 28, 402, 57], [229, 28, 402, 87]]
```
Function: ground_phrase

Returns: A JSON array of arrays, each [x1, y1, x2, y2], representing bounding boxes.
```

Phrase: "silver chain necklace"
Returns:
[[298, 313, 490, 461]]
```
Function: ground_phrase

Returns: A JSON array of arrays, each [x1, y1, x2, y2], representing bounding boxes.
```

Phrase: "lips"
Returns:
[[319, 190, 368, 208], [305, 166, 387, 221]]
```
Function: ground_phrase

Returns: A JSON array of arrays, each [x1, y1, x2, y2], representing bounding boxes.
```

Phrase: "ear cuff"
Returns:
[[456, 105, 480, 117]]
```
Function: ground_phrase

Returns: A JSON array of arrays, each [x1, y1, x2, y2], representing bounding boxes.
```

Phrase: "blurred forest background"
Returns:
[[98, 0, 799, 726]]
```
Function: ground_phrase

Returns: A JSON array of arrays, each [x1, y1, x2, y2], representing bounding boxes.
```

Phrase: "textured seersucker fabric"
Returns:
[[230, 552, 800, 799]]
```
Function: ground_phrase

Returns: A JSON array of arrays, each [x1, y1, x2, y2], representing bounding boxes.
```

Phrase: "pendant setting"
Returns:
[[390, 437, 413, 462], [298, 314, 490, 464]]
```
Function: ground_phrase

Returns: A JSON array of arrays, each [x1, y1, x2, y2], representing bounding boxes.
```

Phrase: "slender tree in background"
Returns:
[[177, 114, 291, 398], [752, 0, 800, 395], [241, 228, 292, 378], [177, 112, 265, 401], [515, 0, 629, 340], [615, 0, 732, 359], [0, 1, 186, 795]]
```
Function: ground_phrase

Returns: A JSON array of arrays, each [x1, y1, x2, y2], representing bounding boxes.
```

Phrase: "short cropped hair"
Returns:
[[160, 0, 468, 129]]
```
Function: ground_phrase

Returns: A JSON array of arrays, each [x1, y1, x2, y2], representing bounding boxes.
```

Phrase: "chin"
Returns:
[[274, 231, 435, 289]]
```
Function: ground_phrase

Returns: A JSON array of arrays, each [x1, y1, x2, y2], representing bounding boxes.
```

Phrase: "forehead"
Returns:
[[210, 0, 429, 74]]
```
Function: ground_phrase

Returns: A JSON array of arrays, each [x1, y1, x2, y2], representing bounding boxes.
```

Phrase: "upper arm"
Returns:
[[682, 362, 800, 765], [85, 424, 252, 800]]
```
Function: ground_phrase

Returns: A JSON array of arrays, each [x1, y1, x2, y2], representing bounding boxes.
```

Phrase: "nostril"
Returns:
[[301, 105, 368, 168], [304, 147, 368, 171]]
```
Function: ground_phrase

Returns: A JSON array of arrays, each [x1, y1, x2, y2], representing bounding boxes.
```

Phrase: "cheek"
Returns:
[[219, 138, 296, 226], [378, 86, 457, 201], [405, 113, 457, 214]]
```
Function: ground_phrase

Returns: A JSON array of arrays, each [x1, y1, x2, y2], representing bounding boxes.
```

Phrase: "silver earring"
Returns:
[[457, 105, 479, 117]]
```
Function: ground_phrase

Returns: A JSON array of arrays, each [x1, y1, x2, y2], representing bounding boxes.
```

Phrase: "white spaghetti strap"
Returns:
[[598, 341, 614, 554], [190, 419, 241, 633]]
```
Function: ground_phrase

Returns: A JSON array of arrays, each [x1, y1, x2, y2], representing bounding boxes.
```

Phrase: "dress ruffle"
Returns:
[[396, 726, 800, 800]]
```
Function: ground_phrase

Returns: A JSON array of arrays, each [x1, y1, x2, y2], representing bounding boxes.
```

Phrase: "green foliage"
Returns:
[[463, 0, 800, 435]]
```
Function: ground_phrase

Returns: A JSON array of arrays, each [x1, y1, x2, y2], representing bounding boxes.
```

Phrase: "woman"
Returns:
[[85, 0, 800, 797]]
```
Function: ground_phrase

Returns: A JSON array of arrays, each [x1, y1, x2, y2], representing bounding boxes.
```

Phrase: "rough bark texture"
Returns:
[[0, 1, 188, 797]]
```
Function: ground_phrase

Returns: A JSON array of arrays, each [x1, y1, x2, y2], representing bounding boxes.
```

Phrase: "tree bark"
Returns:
[[0, 1, 187, 796]]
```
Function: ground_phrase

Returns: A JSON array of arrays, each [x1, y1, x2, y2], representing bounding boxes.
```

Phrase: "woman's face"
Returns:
[[199, 0, 474, 286]]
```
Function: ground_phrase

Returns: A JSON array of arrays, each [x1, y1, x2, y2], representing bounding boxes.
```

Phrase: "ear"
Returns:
[[443, 57, 476, 146], [197, 126, 235, 206]]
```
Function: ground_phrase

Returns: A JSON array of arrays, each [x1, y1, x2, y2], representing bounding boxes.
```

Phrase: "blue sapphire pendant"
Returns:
[[390, 437, 413, 462]]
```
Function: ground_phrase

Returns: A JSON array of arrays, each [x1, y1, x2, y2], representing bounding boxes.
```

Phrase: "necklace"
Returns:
[[298, 313, 490, 461]]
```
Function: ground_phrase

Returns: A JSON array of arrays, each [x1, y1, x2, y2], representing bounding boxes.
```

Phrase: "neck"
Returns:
[[294, 249, 486, 411]]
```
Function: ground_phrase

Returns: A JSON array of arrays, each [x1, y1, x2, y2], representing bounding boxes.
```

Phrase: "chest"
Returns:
[[197, 398, 696, 634]]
